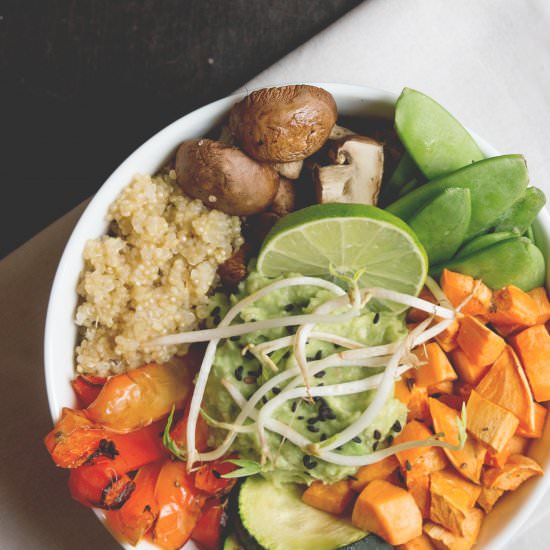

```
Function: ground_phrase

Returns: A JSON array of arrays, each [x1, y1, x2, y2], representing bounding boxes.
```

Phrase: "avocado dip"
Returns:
[[202, 267, 408, 485]]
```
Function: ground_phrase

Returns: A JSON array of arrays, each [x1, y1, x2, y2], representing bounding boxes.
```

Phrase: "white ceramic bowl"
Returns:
[[44, 83, 550, 549]]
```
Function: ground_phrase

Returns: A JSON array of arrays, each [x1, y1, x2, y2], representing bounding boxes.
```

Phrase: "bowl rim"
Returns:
[[43, 82, 550, 550]]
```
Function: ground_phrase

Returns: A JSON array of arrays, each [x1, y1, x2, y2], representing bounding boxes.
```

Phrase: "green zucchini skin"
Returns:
[[337, 534, 394, 549]]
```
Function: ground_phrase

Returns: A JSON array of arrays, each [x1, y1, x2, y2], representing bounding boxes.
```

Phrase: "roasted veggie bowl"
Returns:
[[44, 84, 550, 550]]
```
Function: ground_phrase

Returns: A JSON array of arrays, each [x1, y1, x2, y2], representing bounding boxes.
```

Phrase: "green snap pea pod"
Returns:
[[454, 231, 516, 260], [386, 155, 529, 239], [397, 178, 421, 198], [493, 186, 546, 234], [395, 87, 484, 179], [409, 188, 471, 264], [430, 236, 545, 291], [526, 224, 536, 243], [378, 152, 423, 206]]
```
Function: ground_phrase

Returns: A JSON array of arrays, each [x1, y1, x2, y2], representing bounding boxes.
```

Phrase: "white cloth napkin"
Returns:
[[1, 0, 549, 548]]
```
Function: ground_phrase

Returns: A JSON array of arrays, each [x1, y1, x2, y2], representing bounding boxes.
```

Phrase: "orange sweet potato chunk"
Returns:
[[406, 469, 431, 519], [397, 533, 436, 550], [414, 343, 458, 388], [528, 287, 550, 324], [457, 315, 506, 367], [429, 469, 481, 537], [408, 385, 431, 423], [482, 454, 543, 491], [350, 455, 399, 492], [516, 402, 547, 438], [393, 421, 434, 469], [436, 319, 460, 353], [352, 480, 422, 545], [449, 349, 489, 386], [488, 285, 539, 326], [510, 325, 550, 402], [440, 269, 493, 317], [477, 486, 504, 513], [429, 398, 486, 483], [396, 378, 413, 407], [424, 507, 484, 550], [485, 435, 528, 468], [475, 346, 535, 432], [428, 381, 455, 396], [302, 480, 355, 515], [466, 390, 519, 453]]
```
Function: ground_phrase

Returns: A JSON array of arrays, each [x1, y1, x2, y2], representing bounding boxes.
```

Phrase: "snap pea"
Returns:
[[387, 155, 529, 239], [431, 237, 545, 291], [378, 152, 423, 206], [409, 188, 471, 264], [395, 88, 484, 179], [493, 186, 546, 234], [454, 231, 516, 260], [526, 225, 536, 243]]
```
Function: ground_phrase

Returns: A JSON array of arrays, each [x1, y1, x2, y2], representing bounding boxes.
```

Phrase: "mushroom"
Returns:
[[329, 124, 356, 140], [269, 177, 296, 217], [175, 139, 279, 216], [228, 85, 337, 163], [314, 136, 384, 206], [271, 160, 303, 180]]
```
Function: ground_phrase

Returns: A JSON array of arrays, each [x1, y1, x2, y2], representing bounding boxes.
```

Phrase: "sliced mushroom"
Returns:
[[329, 124, 356, 140], [175, 139, 279, 216], [228, 85, 337, 163], [271, 160, 303, 180], [314, 136, 384, 206], [218, 243, 252, 289], [269, 178, 296, 217]]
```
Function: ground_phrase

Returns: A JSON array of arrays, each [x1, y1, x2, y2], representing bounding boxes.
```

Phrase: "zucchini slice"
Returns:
[[237, 477, 367, 550]]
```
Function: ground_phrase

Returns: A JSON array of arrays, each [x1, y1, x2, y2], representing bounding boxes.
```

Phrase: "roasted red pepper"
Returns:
[[194, 460, 237, 496], [71, 375, 106, 408], [191, 503, 225, 550]]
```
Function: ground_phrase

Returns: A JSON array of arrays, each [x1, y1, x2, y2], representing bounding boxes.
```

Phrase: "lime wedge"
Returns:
[[257, 204, 428, 309]]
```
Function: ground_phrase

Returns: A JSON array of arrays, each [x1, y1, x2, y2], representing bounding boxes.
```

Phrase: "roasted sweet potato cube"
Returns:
[[397, 534, 436, 550], [393, 421, 434, 469], [429, 398, 486, 484], [485, 435, 528, 468], [491, 322, 524, 338], [440, 269, 493, 317], [396, 378, 413, 407], [510, 325, 550, 402], [302, 480, 355, 515], [482, 454, 543, 491], [428, 381, 455, 396], [408, 386, 431, 423], [477, 486, 504, 513], [475, 346, 535, 432], [488, 285, 539, 326], [414, 343, 457, 388], [406, 469, 431, 518], [435, 319, 460, 353], [429, 469, 481, 536], [516, 402, 547, 438], [457, 315, 506, 367], [352, 480, 422, 545], [466, 390, 519, 453], [449, 349, 489, 386], [350, 455, 399, 492], [424, 507, 484, 550], [528, 288, 550, 324]]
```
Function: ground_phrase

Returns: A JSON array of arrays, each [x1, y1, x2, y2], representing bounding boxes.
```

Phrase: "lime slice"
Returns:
[[257, 204, 428, 310]]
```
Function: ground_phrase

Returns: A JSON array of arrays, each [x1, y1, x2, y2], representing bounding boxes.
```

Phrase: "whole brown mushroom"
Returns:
[[175, 139, 279, 216], [269, 177, 296, 217], [228, 85, 338, 163]]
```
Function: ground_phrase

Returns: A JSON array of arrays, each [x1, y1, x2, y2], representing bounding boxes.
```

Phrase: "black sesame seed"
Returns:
[[405, 459, 412, 471], [272, 387, 281, 395], [406, 378, 415, 391], [297, 416, 304, 420], [373, 430, 382, 440], [282, 350, 291, 360], [320, 433, 327, 441], [213, 315, 221, 325], [234, 366, 244, 381], [211, 306, 221, 316], [372, 441, 379, 451], [303, 455, 318, 469], [392, 420, 402, 433], [244, 350, 254, 360], [373, 312, 380, 324], [291, 401, 298, 413], [284, 304, 294, 312], [386, 435, 394, 445], [352, 436, 362, 443], [307, 417, 319, 425], [262, 396, 268, 404], [314, 370, 326, 379], [229, 335, 240, 342], [336, 446, 344, 451], [315, 350, 323, 360], [307, 425, 320, 433], [322, 408, 336, 420]]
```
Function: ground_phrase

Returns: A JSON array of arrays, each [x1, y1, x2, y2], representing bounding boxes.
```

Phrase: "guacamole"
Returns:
[[203, 268, 408, 485]]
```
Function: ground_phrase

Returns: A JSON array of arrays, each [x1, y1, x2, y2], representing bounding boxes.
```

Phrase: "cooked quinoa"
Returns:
[[75, 170, 243, 375]]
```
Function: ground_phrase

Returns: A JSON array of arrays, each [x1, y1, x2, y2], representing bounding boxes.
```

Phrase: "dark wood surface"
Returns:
[[1, 0, 362, 259]]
